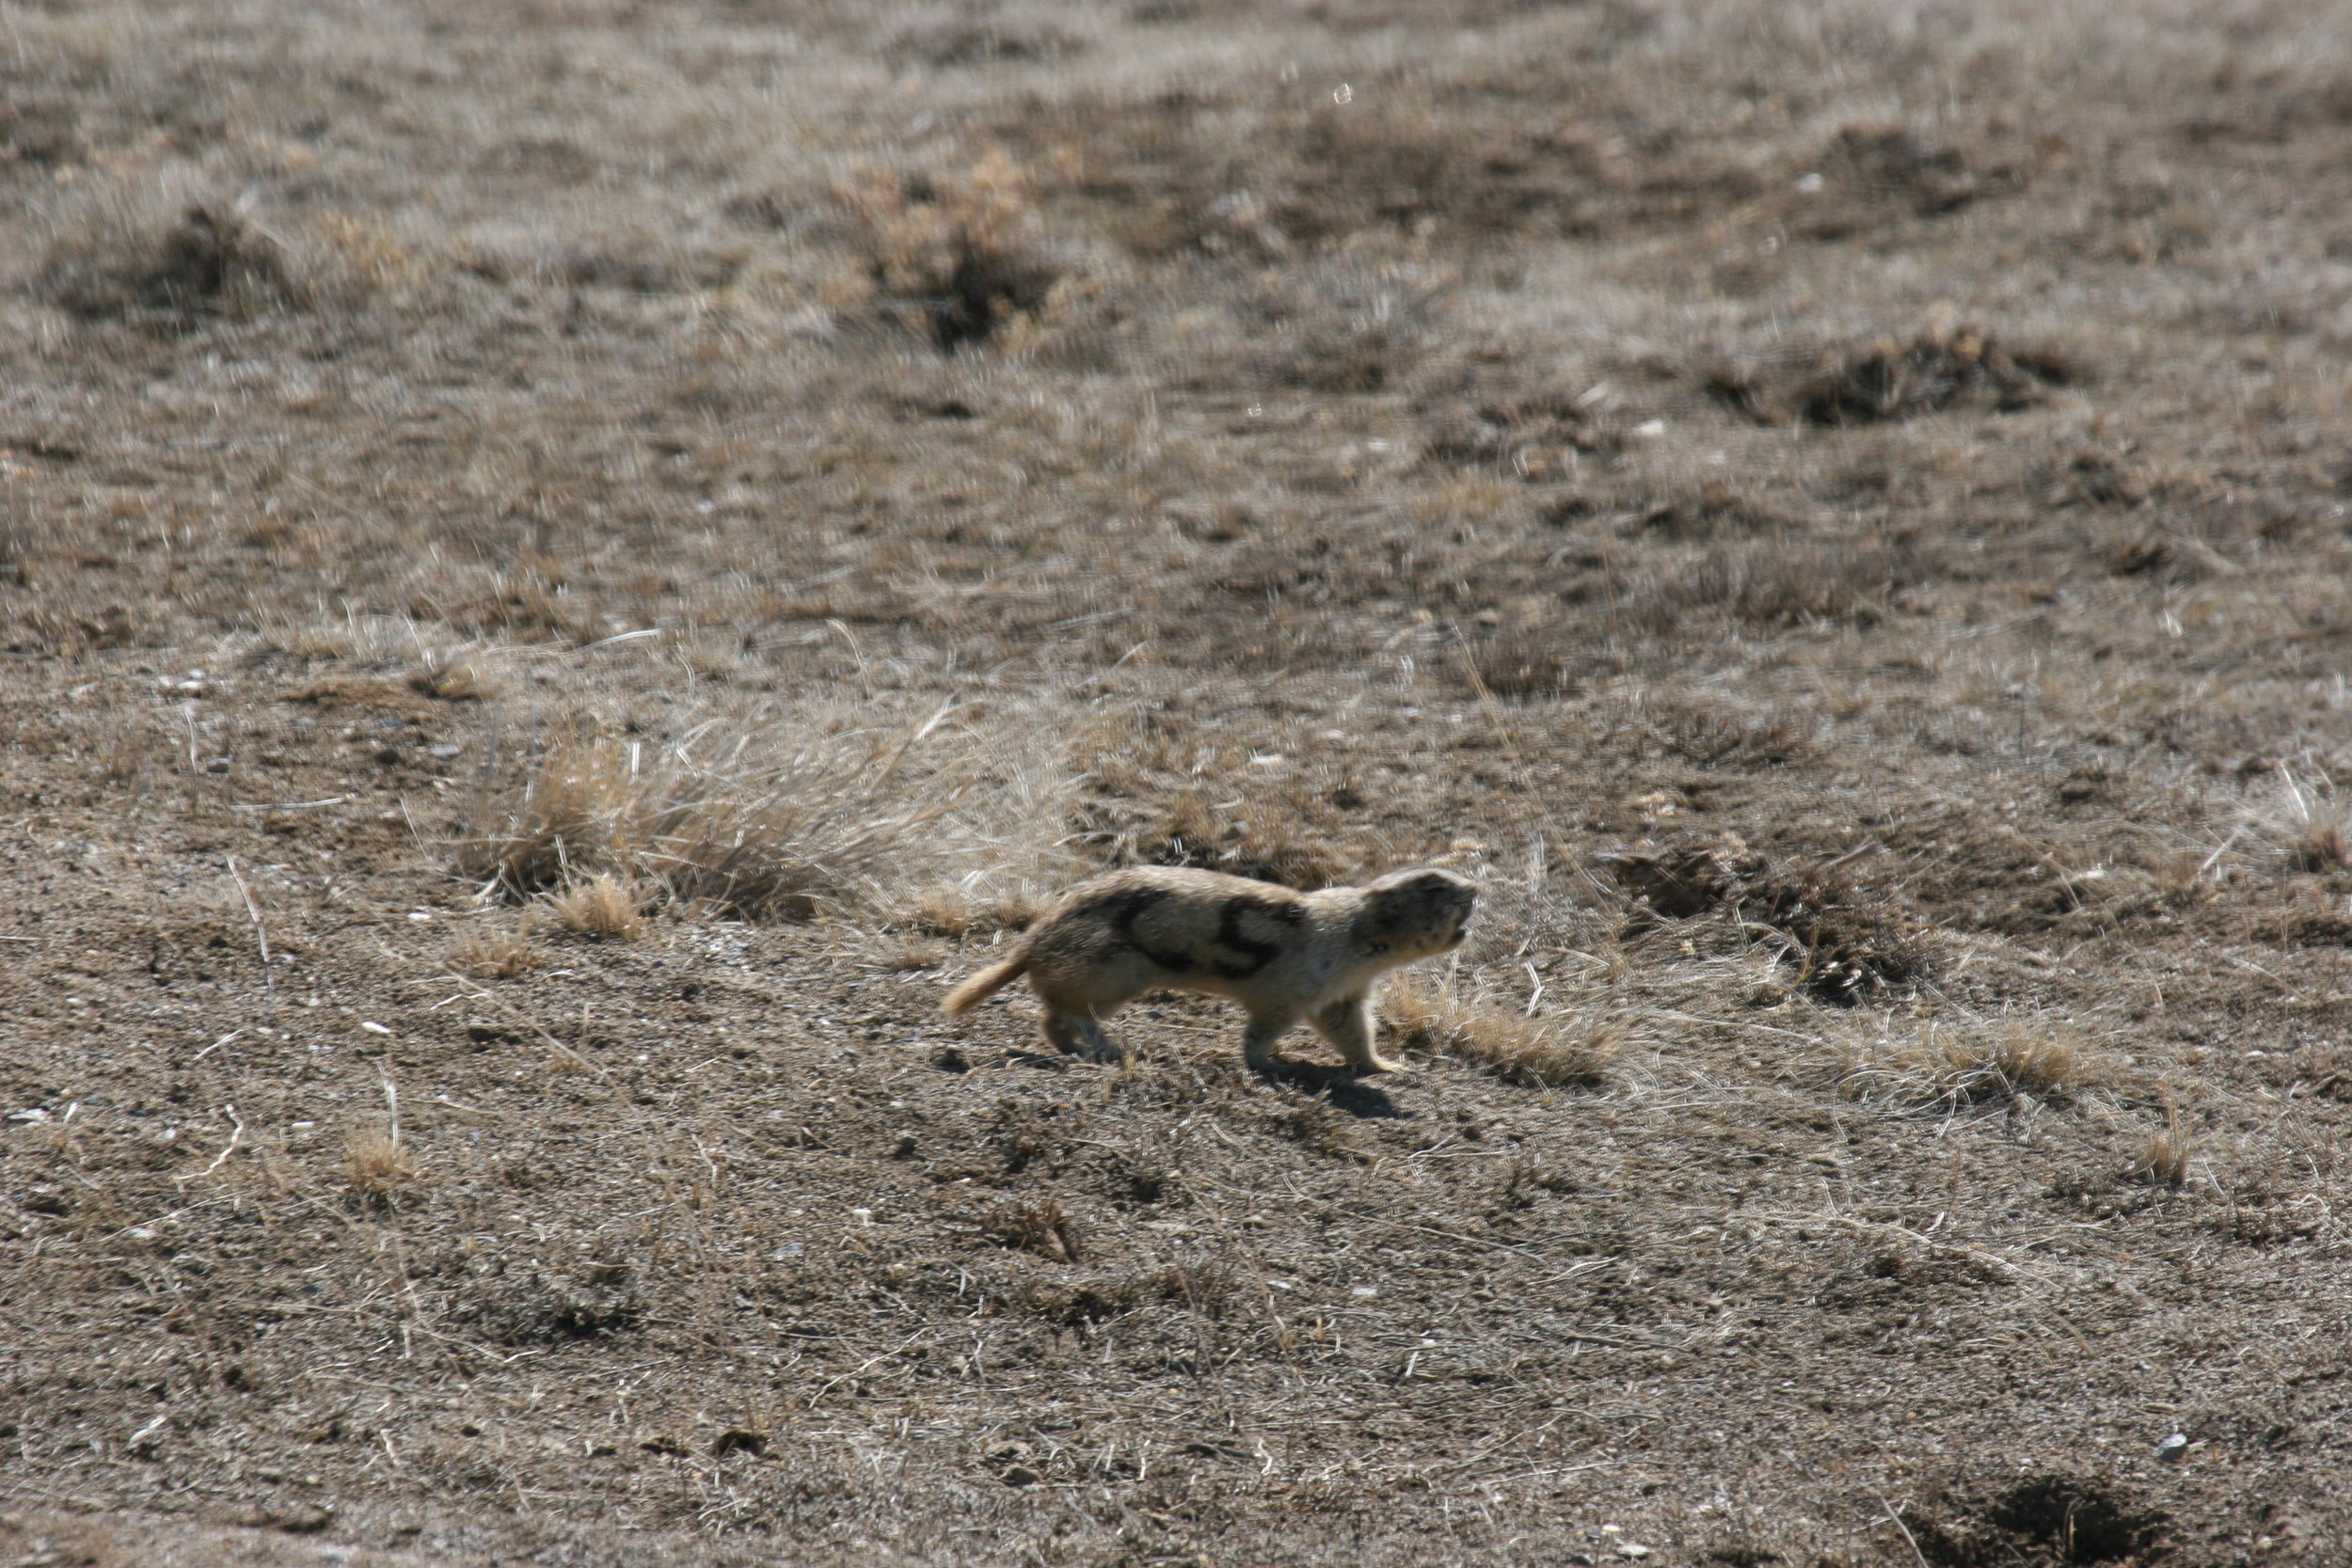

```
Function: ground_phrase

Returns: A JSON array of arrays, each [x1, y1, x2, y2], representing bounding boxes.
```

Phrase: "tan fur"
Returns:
[[939, 864, 1477, 1074]]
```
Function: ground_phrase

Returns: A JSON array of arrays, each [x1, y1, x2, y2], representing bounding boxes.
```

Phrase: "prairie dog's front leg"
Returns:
[[1312, 990, 1406, 1075], [1239, 1010, 1303, 1073]]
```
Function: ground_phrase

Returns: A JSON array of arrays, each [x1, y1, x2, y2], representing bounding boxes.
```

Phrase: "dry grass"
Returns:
[[832, 148, 1071, 352], [2255, 766, 2352, 872], [408, 649, 501, 702], [2135, 1098, 2192, 1190], [1382, 983, 1624, 1087], [342, 1126, 414, 1201], [885, 936, 951, 971], [449, 926, 543, 979], [1850, 1017, 2094, 1109], [462, 705, 1000, 918], [899, 885, 1041, 939], [543, 874, 644, 941]]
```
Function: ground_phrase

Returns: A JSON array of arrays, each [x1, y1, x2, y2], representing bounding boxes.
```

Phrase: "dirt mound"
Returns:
[[1599, 837, 1931, 1003], [1910, 1474, 2170, 1566], [1708, 326, 2080, 425]]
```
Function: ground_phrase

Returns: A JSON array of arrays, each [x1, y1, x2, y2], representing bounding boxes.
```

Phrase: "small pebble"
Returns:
[[2157, 1433, 2189, 1463]]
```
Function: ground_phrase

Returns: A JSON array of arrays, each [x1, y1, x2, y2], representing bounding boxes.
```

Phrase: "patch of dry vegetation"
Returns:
[[342, 1125, 414, 1203], [449, 925, 542, 979], [1843, 1017, 2097, 1111], [461, 705, 1025, 918], [544, 873, 644, 941], [1708, 323, 2079, 427], [2135, 1097, 2192, 1189], [832, 149, 1075, 352], [1382, 983, 1624, 1087]]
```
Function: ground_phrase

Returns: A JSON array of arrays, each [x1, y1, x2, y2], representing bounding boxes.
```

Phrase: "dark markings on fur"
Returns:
[[1086, 886, 1301, 980], [1212, 895, 1302, 977]]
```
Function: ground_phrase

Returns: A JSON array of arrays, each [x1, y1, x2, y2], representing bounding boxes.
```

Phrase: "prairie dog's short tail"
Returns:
[[942, 952, 1029, 1019]]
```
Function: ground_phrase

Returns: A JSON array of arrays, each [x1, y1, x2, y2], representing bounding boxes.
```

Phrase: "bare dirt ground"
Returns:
[[6, 1, 2352, 1562]]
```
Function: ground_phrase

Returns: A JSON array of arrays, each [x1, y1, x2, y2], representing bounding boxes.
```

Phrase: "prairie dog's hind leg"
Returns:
[[1239, 1010, 1304, 1073], [1311, 991, 1407, 1075], [1041, 1006, 1122, 1061]]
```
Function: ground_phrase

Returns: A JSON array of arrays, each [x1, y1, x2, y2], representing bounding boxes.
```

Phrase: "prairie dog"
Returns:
[[941, 864, 1477, 1074]]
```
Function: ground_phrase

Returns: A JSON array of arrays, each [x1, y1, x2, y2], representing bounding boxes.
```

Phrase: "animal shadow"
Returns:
[[1257, 1059, 1408, 1118]]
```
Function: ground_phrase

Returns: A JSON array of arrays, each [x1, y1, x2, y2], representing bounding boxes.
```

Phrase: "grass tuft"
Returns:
[[450, 926, 542, 979], [2134, 1097, 2191, 1189], [46, 201, 303, 324], [987, 1197, 1084, 1263], [343, 1126, 415, 1201], [462, 705, 990, 920], [544, 874, 644, 941], [1382, 984, 1624, 1087], [2257, 766, 2352, 872], [900, 885, 1041, 939], [833, 149, 1066, 352], [409, 650, 500, 702]]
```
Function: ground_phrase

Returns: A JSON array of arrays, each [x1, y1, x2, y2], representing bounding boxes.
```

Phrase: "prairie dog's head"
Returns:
[[1359, 866, 1478, 957]]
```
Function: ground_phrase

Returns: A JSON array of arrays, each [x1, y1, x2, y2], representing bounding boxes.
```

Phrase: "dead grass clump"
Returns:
[[1915, 1019, 2089, 1105], [460, 707, 980, 919], [408, 651, 500, 702], [1645, 696, 1814, 768], [1649, 535, 1932, 628], [901, 885, 1040, 939], [1841, 1017, 2094, 1110], [1382, 984, 1623, 1086], [450, 926, 542, 979], [308, 210, 430, 299], [343, 1126, 415, 1203], [544, 874, 644, 940], [887, 937, 951, 971], [1128, 788, 1348, 890], [833, 150, 1067, 351], [47, 203, 303, 324], [2134, 1098, 2190, 1189], [1708, 325, 2075, 426], [2253, 766, 2352, 872], [986, 1197, 1084, 1263]]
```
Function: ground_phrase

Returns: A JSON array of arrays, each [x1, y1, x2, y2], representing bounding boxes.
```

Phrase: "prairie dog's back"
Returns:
[[1024, 866, 1313, 992]]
